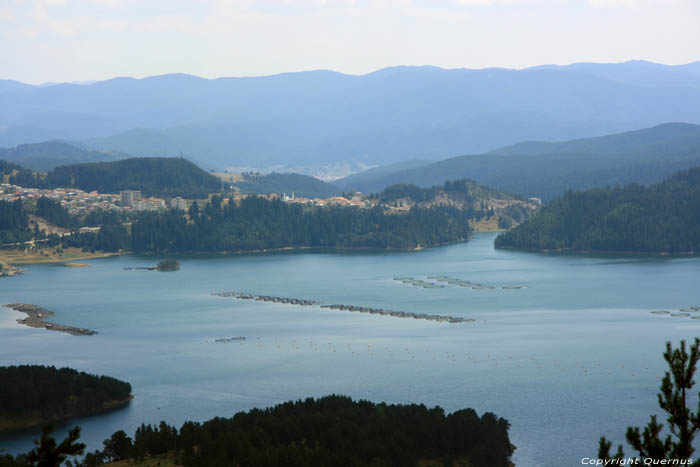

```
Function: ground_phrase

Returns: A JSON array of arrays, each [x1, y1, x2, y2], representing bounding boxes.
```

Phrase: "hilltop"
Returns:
[[494, 166, 700, 254], [232, 172, 341, 199], [336, 123, 700, 200], [375, 179, 538, 231], [12, 157, 222, 199], [0, 141, 123, 172]]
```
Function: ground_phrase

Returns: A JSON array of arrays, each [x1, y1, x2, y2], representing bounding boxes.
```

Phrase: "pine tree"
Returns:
[[27, 425, 85, 467], [599, 338, 700, 461]]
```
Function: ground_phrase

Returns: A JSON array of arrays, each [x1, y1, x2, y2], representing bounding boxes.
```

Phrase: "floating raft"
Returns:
[[397, 275, 524, 290], [215, 337, 246, 343], [652, 306, 700, 320], [211, 292, 473, 324]]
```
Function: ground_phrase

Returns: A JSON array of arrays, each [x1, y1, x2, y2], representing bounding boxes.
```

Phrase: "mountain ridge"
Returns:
[[2, 62, 700, 170]]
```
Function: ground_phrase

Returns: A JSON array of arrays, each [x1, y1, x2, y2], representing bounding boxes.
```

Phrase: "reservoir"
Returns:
[[2, 233, 700, 466]]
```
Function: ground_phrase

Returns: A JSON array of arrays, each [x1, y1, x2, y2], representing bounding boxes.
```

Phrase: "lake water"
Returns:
[[2, 233, 700, 466]]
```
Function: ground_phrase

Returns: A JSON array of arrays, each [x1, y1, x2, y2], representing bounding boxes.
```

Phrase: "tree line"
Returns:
[[495, 167, 700, 253], [1, 396, 513, 467], [7, 157, 222, 199], [0, 365, 132, 429]]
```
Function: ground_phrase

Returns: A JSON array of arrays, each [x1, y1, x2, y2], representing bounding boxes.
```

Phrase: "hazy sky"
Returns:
[[2, 0, 699, 84]]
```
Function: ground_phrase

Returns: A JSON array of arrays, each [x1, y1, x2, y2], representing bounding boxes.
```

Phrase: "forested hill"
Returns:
[[0, 365, 132, 431], [234, 172, 340, 198], [0, 160, 33, 184], [336, 123, 700, 201], [376, 179, 539, 230], [494, 167, 700, 254], [11, 157, 222, 198], [0, 141, 122, 172], [1, 396, 512, 467]]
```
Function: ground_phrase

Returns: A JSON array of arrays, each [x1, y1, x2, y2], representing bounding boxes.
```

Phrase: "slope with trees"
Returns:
[[11, 157, 222, 199], [336, 123, 700, 201], [1, 396, 513, 467], [494, 167, 700, 254], [0, 142, 123, 172], [0, 365, 132, 432], [234, 172, 340, 199], [128, 195, 473, 253]]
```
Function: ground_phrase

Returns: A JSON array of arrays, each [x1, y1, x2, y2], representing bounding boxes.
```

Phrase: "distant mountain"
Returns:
[[15, 157, 222, 198], [0, 141, 123, 171], [1, 62, 700, 169], [495, 167, 700, 254], [0, 80, 33, 94], [336, 159, 430, 193], [529, 60, 700, 89], [233, 172, 341, 199], [336, 123, 700, 200]]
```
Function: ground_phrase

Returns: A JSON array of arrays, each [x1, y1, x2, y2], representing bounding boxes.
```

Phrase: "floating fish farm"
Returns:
[[395, 276, 526, 290], [211, 291, 473, 324]]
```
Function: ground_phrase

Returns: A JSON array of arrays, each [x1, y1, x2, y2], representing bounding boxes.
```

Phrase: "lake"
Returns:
[[2, 233, 700, 466]]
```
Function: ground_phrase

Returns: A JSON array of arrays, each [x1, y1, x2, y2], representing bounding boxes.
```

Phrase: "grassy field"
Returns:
[[0, 247, 122, 265]]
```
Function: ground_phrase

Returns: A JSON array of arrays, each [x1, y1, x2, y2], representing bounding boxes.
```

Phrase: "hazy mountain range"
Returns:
[[337, 122, 700, 200], [1, 60, 700, 171]]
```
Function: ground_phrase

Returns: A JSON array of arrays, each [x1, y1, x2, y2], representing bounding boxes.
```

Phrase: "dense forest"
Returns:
[[0, 365, 132, 431], [0, 142, 122, 172], [0, 200, 31, 245], [235, 172, 340, 199], [376, 179, 516, 204], [8, 157, 222, 198], [0, 396, 513, 467], [495, 167, 700, 253], [2, 193, 475, 253], [127, 195, 473, 252]]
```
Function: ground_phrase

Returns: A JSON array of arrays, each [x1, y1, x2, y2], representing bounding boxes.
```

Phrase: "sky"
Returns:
[[1, 0, 699, 84]]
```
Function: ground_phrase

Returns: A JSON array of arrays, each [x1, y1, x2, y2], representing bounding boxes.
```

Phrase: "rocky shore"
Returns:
[[212, 291, 474, 324], [4, 303, 97, 336]]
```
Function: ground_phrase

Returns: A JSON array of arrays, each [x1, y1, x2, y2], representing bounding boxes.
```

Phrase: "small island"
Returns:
[[4, 303, 96, 336], [0, 365, 133, 432], [156, 258, 180, 271]]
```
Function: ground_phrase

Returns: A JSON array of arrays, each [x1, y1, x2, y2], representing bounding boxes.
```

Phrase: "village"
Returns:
[[0, 183, 378, 216]]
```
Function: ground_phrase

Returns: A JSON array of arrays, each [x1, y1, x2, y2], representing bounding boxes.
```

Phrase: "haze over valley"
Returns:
[[3, 1, 700, 466]]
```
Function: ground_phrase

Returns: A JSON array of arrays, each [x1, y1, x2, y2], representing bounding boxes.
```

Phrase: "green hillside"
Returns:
[[234, 172, 340, 198], [12, 157, 222, 198], [0, 141, 123, 171], [495, 166, 700, 253], [0, 365, 132, 431], [337, 123, 700, 201]]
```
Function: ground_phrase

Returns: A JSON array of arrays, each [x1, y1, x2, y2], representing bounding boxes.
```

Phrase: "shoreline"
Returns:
[[495, 245, 699, 257], [0, 249, 124, 266], [0, 395, 134, 434], [0, 237, 474, 268]]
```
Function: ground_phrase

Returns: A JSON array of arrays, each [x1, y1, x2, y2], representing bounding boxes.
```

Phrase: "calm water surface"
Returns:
[[2, 233, 700, 466]]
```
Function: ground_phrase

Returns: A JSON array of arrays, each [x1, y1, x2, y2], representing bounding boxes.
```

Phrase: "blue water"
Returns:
[[1, 233, 700, 466]]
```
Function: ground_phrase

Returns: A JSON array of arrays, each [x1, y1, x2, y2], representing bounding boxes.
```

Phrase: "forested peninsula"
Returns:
[[495, 167, 700, 254], [127, 195, 474, 252], [0, 365, 132, 432], [0, 396, 513, 467]]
